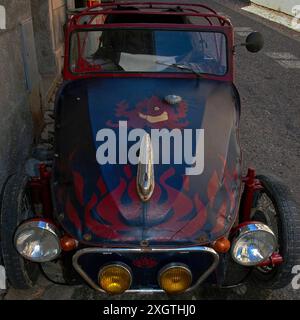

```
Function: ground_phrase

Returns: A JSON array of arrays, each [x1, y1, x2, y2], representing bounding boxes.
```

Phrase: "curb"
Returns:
[[242, 2, 300, 32]]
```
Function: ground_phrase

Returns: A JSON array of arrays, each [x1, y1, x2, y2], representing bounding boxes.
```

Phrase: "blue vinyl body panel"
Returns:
[[54, 78, 241, 246]]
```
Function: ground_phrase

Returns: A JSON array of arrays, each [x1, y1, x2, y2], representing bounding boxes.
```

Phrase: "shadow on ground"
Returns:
[[3, 273, 298, 300]]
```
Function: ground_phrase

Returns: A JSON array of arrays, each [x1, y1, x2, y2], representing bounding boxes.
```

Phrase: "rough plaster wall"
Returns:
[[31, 0, 66, 76], [31, 0, 57, 75], [51, 0, 66, 73], [0, 0, 66, 196], [0, 0, 33, 194]]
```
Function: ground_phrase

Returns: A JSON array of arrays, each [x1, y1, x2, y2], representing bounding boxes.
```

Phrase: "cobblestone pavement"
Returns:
[[2, 0, 300, 300], [2, 272, 298, 300]]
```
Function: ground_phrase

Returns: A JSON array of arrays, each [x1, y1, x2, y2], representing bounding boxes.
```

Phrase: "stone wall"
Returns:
[[31, 0, 66, 77], [0, 0, 34, 193], [0, 0, 66, 203]]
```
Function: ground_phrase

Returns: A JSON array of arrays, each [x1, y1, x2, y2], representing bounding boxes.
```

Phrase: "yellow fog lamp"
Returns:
[[159, 263, 192, 294], [98, 264, 132, 295]]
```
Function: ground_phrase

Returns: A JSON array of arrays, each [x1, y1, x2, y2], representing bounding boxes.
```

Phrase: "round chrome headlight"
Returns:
[[14, 220, 61, 262], [231, 223, 277, 266]]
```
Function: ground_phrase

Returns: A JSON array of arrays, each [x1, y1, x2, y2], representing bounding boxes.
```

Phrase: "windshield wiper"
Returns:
[[156, 61, 202, 77]]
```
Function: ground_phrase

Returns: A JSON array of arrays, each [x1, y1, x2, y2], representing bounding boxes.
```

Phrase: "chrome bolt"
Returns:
[[83, 233, 92, 241], [140, 240, 149, 247]]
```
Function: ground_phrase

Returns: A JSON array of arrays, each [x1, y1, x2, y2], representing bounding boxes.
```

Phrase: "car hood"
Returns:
[[54, 77, 241, 245]]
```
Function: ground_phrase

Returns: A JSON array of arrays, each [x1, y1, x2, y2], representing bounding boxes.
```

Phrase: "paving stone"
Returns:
[[41, 284, 77, 300], [4, 286, 46, 300], [0, 290, 6, 300], [4, 274, 52, 300]]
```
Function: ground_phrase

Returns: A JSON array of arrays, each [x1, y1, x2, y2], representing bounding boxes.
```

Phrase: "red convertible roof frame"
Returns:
[[69, 1, 232, 27], [64, 2, 234, 82]]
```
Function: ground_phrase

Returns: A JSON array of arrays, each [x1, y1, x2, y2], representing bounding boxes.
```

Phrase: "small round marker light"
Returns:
[[213, 237, 231, 253], [60, 235, 78, 252]]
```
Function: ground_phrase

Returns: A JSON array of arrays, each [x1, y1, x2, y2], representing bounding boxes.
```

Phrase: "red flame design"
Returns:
[[64, 157, 239, 241], [66, 197, 82, 232], [171, 193, 208, 240], [107, 96, 189, 129], [207, 171, 219, 207], [133, 257, 158, 268], [73, 171, 84, 205]]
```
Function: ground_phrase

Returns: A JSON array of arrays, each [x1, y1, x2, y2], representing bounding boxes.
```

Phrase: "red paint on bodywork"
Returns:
[[30, 164, 53, 218], [221, 155, 238, 213], [172, 193, 207, 240], [115, 178, 142, 221], [241, 168, 263, 221], [258, 253, 283, 267], [85, 194, 122, 239], [95, 178, 129, 229], [133, 257, 158, 268], [87, 1, 100, 8], [156, 168, 194, 224], [63, 154, 240, 242], [124, 164, 132, 179], [63, 2, 234, 82], [73, 171, 84, 205], [66, 197, 83, 232], [97, 175, 107, 195], [81, 2, 220, 16], [212, 200, 227, 234], [107, 96, 189, 129], [207, 171, 219, 207]]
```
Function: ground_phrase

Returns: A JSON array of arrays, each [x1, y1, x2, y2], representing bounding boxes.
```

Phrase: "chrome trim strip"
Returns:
[[72, 246, 219, 294], [137, 133, 155, 202]]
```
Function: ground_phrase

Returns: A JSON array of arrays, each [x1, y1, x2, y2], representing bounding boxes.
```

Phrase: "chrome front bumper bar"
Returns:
[[72, 246, 219, 293]]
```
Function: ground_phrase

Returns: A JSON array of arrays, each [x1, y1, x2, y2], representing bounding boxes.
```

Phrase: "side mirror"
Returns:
[[244, 32, 264, 53]]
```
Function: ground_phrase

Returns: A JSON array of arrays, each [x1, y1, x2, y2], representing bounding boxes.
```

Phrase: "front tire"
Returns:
[[250, 174, 300, 289], [0, 174, 40, 289]]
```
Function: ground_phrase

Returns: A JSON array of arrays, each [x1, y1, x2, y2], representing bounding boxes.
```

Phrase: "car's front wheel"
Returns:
[[249, 174, 300, 289], [0, 174, 40, 289]]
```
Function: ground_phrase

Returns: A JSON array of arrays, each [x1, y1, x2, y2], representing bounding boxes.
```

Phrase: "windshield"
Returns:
[[70, 29, 227, 76]]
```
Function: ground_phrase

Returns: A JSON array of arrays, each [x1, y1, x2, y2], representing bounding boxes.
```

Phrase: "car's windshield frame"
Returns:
[[64, 24, 234, 82]]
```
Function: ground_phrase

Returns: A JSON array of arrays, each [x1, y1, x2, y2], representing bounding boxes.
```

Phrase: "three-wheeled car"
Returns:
[[1, 2, 299, 295]]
